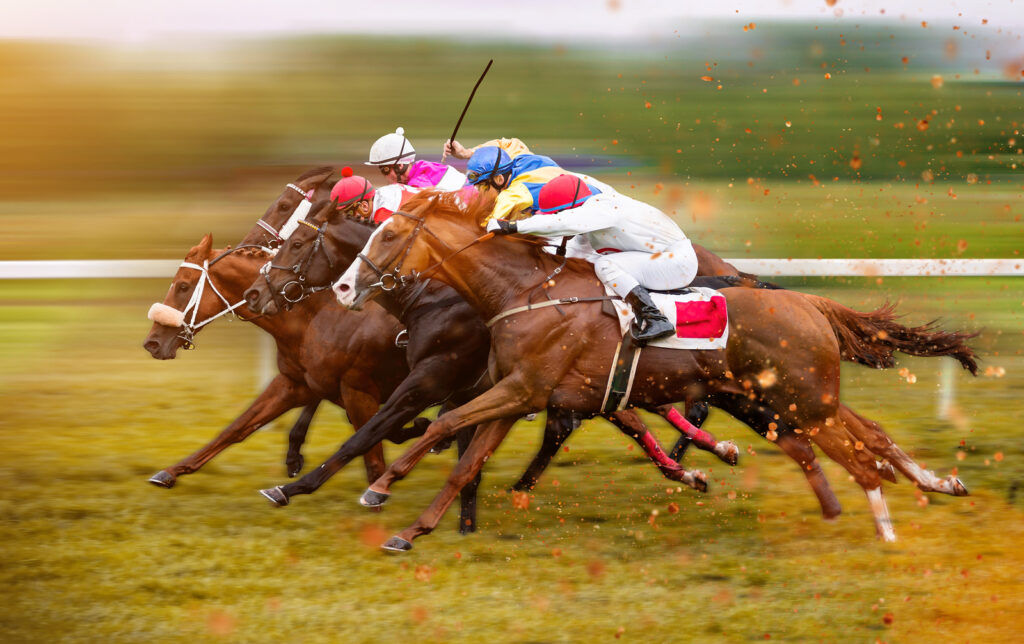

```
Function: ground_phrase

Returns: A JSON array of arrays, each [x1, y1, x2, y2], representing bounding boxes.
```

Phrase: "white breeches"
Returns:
[[592, 240, 698, 299]]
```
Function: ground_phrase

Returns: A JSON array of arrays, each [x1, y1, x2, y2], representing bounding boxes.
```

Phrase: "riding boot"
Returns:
[[624, 285, 675, 344]]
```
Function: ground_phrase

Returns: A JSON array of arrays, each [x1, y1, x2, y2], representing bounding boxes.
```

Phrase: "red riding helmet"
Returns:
[[330, 167, 376, 208], [537, 174, 593, 214]]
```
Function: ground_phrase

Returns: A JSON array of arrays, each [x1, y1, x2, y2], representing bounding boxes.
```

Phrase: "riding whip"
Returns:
[[441, 59, 493, 163]]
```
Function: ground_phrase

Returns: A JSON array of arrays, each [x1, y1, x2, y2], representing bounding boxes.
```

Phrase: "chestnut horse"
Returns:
[[144, 168, 353, 483], [335, 191, 976, 550]]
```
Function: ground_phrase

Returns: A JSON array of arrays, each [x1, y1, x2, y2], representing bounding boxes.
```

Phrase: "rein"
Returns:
[[356, 210, 493, 293]]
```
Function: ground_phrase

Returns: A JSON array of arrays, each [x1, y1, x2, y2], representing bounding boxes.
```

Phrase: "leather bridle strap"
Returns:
[[485, 296, 616, 328]]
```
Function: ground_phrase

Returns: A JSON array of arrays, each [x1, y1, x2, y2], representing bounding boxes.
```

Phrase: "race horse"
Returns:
[[243, 198, 885, 515], [334, 190, 977, 550]]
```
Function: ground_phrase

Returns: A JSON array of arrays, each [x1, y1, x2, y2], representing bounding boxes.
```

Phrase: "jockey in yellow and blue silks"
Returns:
[[459, 145, 612, 223]]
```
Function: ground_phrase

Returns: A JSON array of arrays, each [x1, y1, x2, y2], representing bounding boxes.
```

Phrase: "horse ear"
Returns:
[[186, 233, 214, 262]]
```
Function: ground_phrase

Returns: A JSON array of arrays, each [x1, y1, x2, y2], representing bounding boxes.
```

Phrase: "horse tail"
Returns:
[[803, 294, 979, 375]]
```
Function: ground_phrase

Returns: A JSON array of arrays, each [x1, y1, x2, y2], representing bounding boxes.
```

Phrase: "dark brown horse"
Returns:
[[335, 191, 976, 550]]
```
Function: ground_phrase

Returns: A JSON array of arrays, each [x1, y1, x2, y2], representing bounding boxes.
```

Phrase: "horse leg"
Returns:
[[285, 402, 319, 478], [667, 402, 709, 462], [808, 415, 894, 542], [712, 393, 841, 519], [382, 418, 516, 552], [655, 403, 738, 466], [362, 373, 542, 505], [341, 388, 388, 486], [774, 431, 842, 520], [456, 427, 480, 534], [605, 410, 707, 492], [149, 374, 311, 488], [839, 405, 968, 496], [261, 358, 457, 505], [510, 409, 576, 491]]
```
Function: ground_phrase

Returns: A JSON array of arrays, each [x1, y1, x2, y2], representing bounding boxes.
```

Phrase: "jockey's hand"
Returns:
[[444, 139, 472, 160], [486, 219, 517, 234]]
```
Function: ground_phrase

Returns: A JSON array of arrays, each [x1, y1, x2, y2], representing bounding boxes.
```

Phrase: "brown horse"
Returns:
[[335, 191, 976, 550], [143, 235, 407, 490]]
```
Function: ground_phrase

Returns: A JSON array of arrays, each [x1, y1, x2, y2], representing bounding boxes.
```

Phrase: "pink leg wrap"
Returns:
[[638, 431, 682, 470], [665, 408, 717, 449]]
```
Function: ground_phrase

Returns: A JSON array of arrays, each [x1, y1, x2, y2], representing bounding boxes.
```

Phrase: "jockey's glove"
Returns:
[[487, 219, 518, 234]]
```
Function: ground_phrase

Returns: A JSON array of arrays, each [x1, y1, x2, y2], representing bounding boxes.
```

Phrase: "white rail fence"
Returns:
[[3, 258, 1020, 418]]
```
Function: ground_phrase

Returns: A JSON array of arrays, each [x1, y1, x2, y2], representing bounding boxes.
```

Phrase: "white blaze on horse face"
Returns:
[[333, 218, 392, 307]]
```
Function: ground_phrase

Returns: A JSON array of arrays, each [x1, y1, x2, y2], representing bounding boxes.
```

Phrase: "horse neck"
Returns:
[[213, 254, 315, 340], [422, 222, 572, 320]]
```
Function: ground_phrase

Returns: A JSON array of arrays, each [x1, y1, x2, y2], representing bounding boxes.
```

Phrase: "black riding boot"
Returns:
[[624, 285, 675, 344]]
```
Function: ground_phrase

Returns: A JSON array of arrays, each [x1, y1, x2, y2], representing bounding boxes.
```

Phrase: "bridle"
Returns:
[[260, 218, 338, 305], [173, 246, 262, 349], [253, 182, 316, 249], [355, 210, 494, 293]]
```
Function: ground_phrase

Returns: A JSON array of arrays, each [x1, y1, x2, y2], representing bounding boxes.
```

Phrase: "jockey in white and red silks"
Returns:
[[365, 127, 467, 191], [330, 167, 421, 224], [487, 174, 699, 344]]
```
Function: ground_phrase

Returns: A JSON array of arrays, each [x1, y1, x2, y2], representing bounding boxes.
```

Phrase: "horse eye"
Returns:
[[292, 240, 303, 249], [383, 230, 396, 243], [177, 282, 190, 292]]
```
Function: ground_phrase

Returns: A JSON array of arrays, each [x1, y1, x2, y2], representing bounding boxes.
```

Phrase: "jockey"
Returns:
[[460, 144, 613, 224], [330, 168, 421, 225], [365, 127, 466, 191], [487, 174, 697, 343]]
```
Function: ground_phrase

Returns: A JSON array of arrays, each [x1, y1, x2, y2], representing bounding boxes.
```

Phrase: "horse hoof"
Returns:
[[360, 488, 390, 508], [951, 477, 969, 496], [380, 536, 413, 553], [259, 486, 289, 507], [148, 471, 176, 488], [715, 441, 739, 466], [286, 455, 303, 478], [691, 474, 709, 494]]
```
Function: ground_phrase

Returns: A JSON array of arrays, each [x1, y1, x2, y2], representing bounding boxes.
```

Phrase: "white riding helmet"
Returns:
[[365, 127, 416, 166]]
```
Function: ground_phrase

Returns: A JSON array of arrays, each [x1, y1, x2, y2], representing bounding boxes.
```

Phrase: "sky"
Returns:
[[2, 0, 1021, 43]]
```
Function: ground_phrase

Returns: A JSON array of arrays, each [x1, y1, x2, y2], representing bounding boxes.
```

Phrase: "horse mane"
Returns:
[[400, 188, 496, 225], [296, 166, 336, 182], [398, 189, 597, 279]]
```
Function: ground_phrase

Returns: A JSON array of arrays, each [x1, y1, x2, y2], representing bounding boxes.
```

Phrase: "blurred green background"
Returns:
[[1, 21, 1023, 643]]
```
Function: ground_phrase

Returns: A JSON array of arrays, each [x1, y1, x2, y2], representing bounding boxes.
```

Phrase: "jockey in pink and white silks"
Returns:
[[365, 127, 467, 191], [487, 174, 698, 344]]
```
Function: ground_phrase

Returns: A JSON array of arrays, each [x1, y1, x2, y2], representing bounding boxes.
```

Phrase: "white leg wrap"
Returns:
[[866, 486, 897, 542]]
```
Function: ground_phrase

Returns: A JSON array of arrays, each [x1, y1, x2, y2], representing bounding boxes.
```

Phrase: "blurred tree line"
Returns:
[[1, 22, 1021, 199]]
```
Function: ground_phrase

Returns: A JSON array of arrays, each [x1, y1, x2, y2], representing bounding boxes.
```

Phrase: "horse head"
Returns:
[[143, 234, 255, 359], [333, 190, 491, 310], [241, 166, 337, 249], [243, 198, 379, 314]]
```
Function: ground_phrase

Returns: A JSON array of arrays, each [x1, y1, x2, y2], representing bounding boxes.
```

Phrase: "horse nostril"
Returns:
[[337, 283, 351, 293], [244, 288, 260, 304], [143, 340, 160, 354]]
